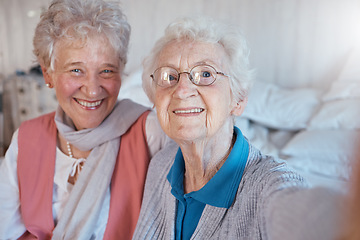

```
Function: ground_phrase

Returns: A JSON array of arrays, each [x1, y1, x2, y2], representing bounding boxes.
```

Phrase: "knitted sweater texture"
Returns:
[[133, 141, 342, 240]]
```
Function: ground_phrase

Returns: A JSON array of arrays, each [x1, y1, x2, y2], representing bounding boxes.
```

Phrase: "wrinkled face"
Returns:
[[45, 35, 121, 130], [154, 40, 239, 143]]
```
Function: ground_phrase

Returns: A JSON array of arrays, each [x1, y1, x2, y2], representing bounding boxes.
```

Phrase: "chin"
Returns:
[[74, 118, 104, 130], [171, 131, 206, 143]]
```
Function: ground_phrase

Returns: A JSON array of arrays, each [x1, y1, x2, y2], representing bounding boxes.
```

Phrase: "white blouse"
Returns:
[[0, 111, 168, 239]]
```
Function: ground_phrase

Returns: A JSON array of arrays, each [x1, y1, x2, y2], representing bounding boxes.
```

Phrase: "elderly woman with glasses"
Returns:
[[132, 17, 343, 240]]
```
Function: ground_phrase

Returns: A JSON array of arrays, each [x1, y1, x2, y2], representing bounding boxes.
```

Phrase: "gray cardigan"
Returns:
[[133, 141, 342, 240]]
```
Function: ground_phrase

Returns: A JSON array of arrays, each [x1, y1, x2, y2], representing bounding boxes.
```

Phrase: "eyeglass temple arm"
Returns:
[[217, 71, 230, 77]]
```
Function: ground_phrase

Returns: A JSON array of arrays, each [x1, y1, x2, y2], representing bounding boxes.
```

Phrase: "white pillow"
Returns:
[[242, 82, 321, 130], [308, 99, 360, 129], [281, 130, 360, 179], [235, 116, 280, 157], [322, 80, 360, 101], [285, 156, 351, 181]]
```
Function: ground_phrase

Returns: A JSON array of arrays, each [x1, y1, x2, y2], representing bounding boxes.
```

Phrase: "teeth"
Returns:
[[174, 108, 203, 114], [76, 99, 102, 108]]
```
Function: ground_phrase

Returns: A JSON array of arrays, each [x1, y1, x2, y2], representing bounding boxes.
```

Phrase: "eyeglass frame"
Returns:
[[150, 64, 230, 87]]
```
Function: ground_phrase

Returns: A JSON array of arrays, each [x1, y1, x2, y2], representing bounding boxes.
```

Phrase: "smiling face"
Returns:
[[43, 35, 121, 130], [154, 40, 243, 144]]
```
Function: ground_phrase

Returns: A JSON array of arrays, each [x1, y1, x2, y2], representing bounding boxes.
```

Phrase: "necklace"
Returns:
[[65, 141, 86, 184], [66, 141, 74, 158]]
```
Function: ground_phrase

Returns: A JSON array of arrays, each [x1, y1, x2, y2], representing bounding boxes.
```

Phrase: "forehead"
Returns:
[[157, 40, 228, 68], [53, 34, 119, 65], [55, 34, 111, 52]]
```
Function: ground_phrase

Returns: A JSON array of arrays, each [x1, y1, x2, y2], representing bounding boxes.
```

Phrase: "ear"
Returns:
[[230, 97, 248, 116], [41, 65, 54, 88]]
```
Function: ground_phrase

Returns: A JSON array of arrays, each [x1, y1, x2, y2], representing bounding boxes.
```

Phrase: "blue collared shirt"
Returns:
[[167, 126, 250, 240]]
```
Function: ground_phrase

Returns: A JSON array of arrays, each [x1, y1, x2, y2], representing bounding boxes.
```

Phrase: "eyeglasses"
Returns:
[[150, 64, 230, 88]]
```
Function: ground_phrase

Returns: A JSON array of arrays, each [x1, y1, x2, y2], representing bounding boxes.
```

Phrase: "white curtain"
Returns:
[[0, 0, 50, 76]]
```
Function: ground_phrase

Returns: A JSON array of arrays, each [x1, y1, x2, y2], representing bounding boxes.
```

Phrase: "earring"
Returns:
[[46, 83, 52, 88]]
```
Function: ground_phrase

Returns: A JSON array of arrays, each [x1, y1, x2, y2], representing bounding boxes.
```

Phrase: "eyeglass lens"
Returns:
[[153, 65, 217, 87]]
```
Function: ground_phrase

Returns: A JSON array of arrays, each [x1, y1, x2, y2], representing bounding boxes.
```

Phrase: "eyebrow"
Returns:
[[161, 60, 220, 70], [194, 60, 220, 68], [194, 61, 209, 65], [62, 62, 119, 69], [102, 63, 119, 69], [63, 62, 83, 68]]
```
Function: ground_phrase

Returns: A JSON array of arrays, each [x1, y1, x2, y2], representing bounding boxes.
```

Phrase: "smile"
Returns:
[[173, 108, 204, 114], [75, 99, 103, 108]]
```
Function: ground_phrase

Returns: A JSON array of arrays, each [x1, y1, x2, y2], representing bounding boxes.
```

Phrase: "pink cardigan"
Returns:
[[17, 111, 150, 240]]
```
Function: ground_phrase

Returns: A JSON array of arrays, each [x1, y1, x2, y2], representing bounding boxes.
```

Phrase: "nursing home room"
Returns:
[[0, 0, 359, 193]]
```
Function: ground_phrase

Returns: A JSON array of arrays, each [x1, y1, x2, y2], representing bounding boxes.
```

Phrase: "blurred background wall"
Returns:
[[0, 0, 359, 89]]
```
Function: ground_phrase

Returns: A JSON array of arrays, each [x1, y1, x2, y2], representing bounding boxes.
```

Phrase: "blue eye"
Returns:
[[71, 69, 81, 73], [202, 71, 211, 78], [161, 71, 177, 82], [103, 69, 112, 73], [168, 74, 177, 81]]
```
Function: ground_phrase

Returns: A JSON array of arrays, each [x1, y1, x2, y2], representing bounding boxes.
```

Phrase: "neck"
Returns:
[[180, 127, 235, 194], [58, 134, 91, 159]]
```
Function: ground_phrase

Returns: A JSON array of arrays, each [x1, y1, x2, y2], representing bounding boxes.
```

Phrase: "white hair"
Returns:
[[142, 17, 255, 103]]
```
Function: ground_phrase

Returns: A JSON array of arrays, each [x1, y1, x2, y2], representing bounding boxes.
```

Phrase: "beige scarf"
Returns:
[[52, 99, 148, 240]]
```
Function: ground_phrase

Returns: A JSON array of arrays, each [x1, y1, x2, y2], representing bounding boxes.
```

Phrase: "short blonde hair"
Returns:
[[33, 0, 130, 73]]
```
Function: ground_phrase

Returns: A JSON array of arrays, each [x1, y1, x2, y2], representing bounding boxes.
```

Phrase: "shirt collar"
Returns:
[[167, 126, 249, 208], [167, 148, 186, 198]]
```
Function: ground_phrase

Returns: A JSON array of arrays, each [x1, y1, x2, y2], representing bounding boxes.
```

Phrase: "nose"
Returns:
[[82, 73, 102, 97], [172, 72, 197, 99]]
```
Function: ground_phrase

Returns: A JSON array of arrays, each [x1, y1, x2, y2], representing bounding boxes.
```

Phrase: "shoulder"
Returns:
[[144, 111, 170, 157], [118, 99, 149, 115], [142, 140, 178, 198], [147, 140, 178, 178], [19, 112, 56, 130], [18, 112, 57, 145], [241, 143, 307, 197], [22, 111, 55, 124], [139, 140, 178, 212]]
